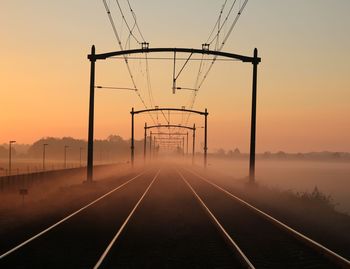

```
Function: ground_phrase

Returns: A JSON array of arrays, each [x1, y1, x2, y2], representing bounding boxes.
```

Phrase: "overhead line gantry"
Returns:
[[134, 108, 207, 164], [86, 46, 260, 183], [144, 124, 194, 161]]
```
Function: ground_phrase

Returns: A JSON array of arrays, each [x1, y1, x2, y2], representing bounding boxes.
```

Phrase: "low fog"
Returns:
[[1, 153, 350, 260], [206, 158, 350, 214]]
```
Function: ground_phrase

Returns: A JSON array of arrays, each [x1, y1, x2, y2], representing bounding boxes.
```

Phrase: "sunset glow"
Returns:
[[1, 1, 349, 152]]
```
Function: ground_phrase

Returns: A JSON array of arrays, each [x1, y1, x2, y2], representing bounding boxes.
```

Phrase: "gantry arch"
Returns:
[[131, 108, 207, 166], [86, 46, 260, 182], [143, 124, 196, 162]]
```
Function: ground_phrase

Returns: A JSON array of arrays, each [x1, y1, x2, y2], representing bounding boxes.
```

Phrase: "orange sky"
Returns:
[[1, 1, 349, 152]]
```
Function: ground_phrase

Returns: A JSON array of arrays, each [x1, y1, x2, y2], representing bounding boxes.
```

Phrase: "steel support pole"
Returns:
[[192, 124, 196, 165], [131, 107, 135, 167], [204, 108, 208, 168], [87, 45, 95, 182], [249, 48, 259, 183], [144, 123, 147, 162]]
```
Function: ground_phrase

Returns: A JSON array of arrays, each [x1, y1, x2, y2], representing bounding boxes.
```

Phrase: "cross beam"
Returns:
[[133, 107, 208, 116], [88, 47, 261, 64], [145, 124, 195, 131]]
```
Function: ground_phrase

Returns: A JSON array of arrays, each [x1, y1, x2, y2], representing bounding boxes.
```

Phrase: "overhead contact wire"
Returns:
[[103, 0, 157, 125]]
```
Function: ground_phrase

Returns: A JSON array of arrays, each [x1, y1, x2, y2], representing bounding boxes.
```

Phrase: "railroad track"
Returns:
[[93, 170, 160, 268], [1, 168, 246, 268], [178, 168, 350, 269], [94, 168, 245, 268], [0, 169, 159, 268], [178, 170, 255, 269], [1, 166, 349, 268]]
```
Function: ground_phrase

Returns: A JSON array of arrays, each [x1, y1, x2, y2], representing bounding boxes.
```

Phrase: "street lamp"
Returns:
[[196, 125, 207, 167], [186, 132, 189, 155], [43, 143, 48, 171], [64, 145, 69, 169], [80, 147, 84, 167], [8, 140, 16, 176]]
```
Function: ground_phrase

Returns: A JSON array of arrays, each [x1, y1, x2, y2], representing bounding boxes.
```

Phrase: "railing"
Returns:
[[0, 163, 124, 192]]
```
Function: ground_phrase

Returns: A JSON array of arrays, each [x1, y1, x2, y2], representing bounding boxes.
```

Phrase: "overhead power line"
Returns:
[[102, 1, 249, 128], [102, 0, 158, 125], [102, 0, 138, 92], [198, 0, 249, 90], [115, 0, 141, 44], [118, 0, 158, 124], [127, 0, 146, 42], [183, 0, 249, 126], [205, 0, 228, 46]]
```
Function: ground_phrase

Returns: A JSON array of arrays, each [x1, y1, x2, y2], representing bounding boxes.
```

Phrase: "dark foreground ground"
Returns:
[[194, 166, 350, 260], [0, 163, 349, 268]]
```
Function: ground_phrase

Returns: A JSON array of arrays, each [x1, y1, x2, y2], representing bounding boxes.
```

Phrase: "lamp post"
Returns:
[[64, 145, 69, 169], [195, 126, 206, 167], [144, 123, 147, 162], [182, 137, 185, 156], [204, 108, 208, 167], [131, 107, 135, 167], [192, 124, 196, 165], [186, 132, 189, 155], [150, 131, 153, 160], [80, 147, 84, 167], [9, 140, 16, 176], [43, 143, 48, 171]]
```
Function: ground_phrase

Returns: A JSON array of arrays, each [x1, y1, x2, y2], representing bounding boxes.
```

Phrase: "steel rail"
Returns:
[[186, 168, 350, 268], [93, 169, 161, 269], [177, 170, 255, 269], [0, 170, 148, 260]]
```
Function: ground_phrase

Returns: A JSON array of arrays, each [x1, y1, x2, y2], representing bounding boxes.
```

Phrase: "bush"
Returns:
[[296, 186, 336, 210]]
